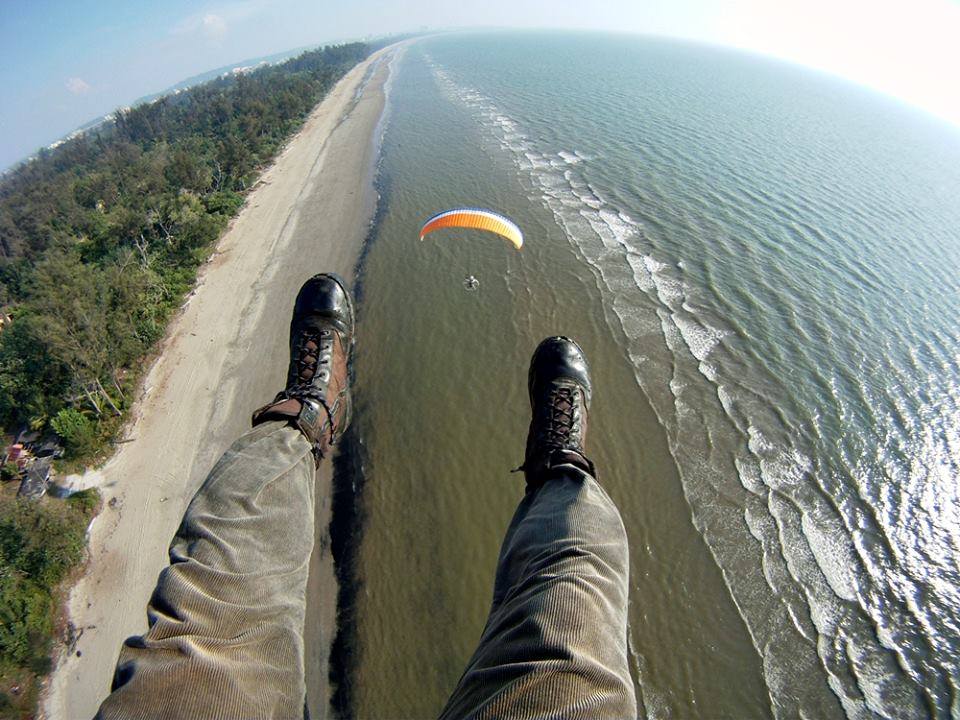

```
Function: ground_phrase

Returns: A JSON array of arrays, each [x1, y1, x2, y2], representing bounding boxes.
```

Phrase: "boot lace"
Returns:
[[539, 386, 577, 450], [284, 328, 333, 405]]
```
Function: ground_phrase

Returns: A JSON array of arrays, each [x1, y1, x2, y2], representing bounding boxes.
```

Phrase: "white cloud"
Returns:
[[200, 13, 228, 41], [172, 11, 229, 43], [65, 77, 92, 95], [171, 2, 272, 43]]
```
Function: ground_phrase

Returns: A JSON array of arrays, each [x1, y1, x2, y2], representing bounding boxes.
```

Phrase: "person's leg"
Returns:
[[440, 337, 636, 720], [97, 421, 316, 720], [97, 273, 355, 720]]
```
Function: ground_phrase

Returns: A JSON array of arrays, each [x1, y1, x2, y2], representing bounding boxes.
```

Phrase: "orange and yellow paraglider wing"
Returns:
[[419, 208, 523, 249]]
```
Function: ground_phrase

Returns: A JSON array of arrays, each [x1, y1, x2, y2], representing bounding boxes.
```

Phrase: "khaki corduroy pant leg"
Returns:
[[96, 420, 315, 720], [440, 464, 637, 720], [96, 426, 635, 720]]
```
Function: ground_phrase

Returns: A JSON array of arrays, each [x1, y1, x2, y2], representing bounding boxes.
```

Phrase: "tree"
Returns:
[[50, 408, 97, 456], [0, 316, 69, 429], [166, 144, 212, 194], [28, 251, 119, 416]]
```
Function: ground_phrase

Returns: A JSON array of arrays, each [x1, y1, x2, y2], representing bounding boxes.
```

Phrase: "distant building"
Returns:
[[4, 432, 63, 493], [17, 429, 40, 446], [4, 443, 25, 469], [18, 457, 52, 499], [34, 440, 63, 459]]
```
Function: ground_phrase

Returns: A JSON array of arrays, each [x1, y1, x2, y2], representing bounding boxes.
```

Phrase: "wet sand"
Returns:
[[42, 44, 399, 720]]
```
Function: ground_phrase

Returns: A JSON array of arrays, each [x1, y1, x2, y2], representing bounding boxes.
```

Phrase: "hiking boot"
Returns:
[[517, 336, 596, 487], [252, 273, 354, 464]]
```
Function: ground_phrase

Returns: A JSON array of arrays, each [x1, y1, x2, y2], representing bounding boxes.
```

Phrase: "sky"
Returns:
[[2, 0, 960, 169]]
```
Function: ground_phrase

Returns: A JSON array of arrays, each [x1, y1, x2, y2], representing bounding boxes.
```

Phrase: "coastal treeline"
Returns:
[[0, 41, 369, 458], [0, 41, 368, 716]]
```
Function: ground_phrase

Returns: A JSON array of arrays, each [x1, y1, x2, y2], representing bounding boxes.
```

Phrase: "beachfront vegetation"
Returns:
[[0, 41, 369, 716], [0, 486, 99, 716], [0, 41, 369, 462]]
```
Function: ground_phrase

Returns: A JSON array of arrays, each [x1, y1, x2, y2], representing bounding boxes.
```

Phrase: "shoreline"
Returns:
[[42, 44, 400, 720]]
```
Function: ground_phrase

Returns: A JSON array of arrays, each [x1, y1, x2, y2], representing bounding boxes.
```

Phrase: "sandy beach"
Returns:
[[42, 44, 398, 720]]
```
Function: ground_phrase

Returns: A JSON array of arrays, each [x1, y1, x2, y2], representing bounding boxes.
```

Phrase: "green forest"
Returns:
[[0, 41, 369, 717], [0, 41, 369, 460]]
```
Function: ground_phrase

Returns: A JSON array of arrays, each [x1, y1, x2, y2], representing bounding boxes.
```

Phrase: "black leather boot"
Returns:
[[252, 273, 354, 464], [517, 336, 596, 487]]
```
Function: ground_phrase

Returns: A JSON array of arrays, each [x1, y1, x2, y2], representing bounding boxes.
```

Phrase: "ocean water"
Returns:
[[341, 32, 960, 718]]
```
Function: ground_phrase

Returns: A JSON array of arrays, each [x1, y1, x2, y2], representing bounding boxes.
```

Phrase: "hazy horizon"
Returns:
[[3, 0, 960, 170]]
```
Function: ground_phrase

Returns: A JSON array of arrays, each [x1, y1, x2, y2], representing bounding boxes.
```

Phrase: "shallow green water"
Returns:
[[344, 32, 960, 719]]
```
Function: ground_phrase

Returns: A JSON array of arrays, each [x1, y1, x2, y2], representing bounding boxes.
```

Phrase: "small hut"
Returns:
[[18, 458, 53, 499]]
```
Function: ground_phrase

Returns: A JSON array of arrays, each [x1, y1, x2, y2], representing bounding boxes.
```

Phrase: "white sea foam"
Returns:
[[748, 426, 811, 489], [674, 314, 727, 364], [801, 514, 859, 602], [643, 255, 684, 307], [624, 253, 656, 292], [734, 456, 767, 497]]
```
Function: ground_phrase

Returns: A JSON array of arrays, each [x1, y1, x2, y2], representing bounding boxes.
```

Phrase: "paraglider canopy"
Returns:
[[419, 208, 523, 250]]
